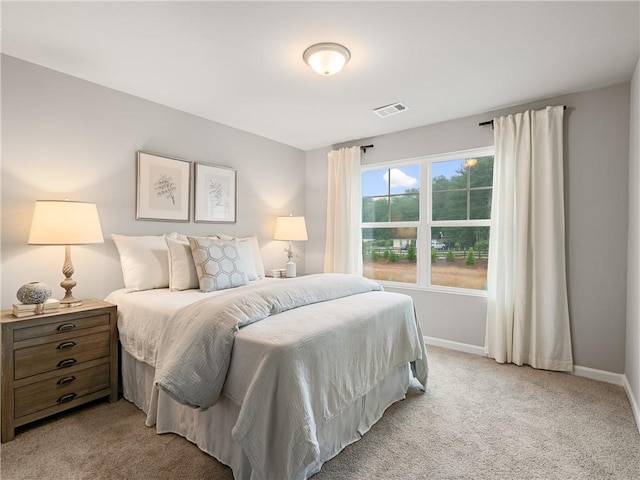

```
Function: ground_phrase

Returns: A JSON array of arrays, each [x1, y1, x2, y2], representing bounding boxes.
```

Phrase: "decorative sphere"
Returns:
[[16, 282, 52, 304]]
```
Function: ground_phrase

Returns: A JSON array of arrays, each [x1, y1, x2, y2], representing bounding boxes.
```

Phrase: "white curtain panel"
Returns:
[[324, 146, 363, 274], [485, 106, 573, 371]]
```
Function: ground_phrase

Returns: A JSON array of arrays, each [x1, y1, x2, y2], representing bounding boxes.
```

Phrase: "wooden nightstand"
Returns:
[[1, 299, 117, 442]]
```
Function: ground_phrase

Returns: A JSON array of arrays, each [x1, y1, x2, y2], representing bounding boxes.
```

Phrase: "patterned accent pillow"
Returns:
[[217, 235, 265, 279], [187, 236, 249, 292]]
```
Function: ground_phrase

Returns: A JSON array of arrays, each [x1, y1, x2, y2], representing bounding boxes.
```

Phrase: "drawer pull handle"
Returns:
[[57, 376, 76, 385], [57, 393, 76, 404], [57, 358, 76, 368], [57, 323, 76, 332], [57, 341, 76, 350]]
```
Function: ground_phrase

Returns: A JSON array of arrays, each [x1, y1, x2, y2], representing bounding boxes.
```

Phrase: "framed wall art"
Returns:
[[194, 162, 237, 223], [136, 151, 191, 222]]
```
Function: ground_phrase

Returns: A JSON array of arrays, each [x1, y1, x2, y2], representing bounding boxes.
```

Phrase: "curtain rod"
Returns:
[[479, 105, 567, 128], [360, 144, 374, 153]]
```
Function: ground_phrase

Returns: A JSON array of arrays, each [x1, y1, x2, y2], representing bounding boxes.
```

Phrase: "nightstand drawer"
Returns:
[[2, 299, 117, 443], [14, 363, 110, 418], [14, 331, 110, 380], [13, 313, 110, 342]]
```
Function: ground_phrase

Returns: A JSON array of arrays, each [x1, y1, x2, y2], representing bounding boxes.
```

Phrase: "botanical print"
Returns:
[[137, 151, 190, 221], [149, 166, 182, 211], [206, 174, 231, 218], [155, 174, 177, 205], [195, 163, 236, 223], [209, 179, 223, 207]]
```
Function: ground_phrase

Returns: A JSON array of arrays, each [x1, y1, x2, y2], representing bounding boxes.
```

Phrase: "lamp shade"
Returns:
[[274, 216, 308, 241], [28, 200, 104, 245]]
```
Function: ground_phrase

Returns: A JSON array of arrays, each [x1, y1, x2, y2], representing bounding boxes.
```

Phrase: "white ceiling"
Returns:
[[2, 1, 639, 151]]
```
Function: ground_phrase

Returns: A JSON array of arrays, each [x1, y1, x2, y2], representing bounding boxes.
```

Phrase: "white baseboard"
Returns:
[[424, 336, 486, 356], [571, 365, 625, 386], [423, 335, 640, 433], [622, 376, 640, 435]]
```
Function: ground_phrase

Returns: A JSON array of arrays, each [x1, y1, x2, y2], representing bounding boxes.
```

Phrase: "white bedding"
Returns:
[[107, 282, 251, 366], [154, 274, 413, 408], [123, 350, 412, 480], [107, 274, 428, 480]]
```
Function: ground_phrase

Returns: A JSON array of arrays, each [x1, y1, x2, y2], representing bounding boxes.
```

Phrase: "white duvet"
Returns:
[[108, 274, 428, 480]]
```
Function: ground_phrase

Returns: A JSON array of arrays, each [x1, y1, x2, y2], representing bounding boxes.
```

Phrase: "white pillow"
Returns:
[[165, 236, 199, 291], [217, 235, 265, 280], [187, 236, 249, 292], [112, 234, 176, 292], [173, 232, 190, 243]]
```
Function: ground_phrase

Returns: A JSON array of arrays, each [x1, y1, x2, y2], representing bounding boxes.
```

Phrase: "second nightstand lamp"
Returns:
[[273, 215, 308, 278], [28, 200, 104, 307]]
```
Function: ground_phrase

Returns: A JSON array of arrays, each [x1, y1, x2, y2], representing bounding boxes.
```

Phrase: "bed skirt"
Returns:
[[121, 349, 411, 479]]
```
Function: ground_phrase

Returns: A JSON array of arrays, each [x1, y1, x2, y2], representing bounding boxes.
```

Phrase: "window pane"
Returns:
[[363, 164, 420, 223], [432, 190, 466, 220], [390, 193, 419, 221], [469, 189, 492, 219], [387, 165, 420, 195], [430, 226, 489, 290], [468, 156, 494, 188], [362, 197, 389, 222], [432, 159, 466, 191], [362, 169, 390, 196], [363, 227, 417, 283], [432, 156, 494, 221]]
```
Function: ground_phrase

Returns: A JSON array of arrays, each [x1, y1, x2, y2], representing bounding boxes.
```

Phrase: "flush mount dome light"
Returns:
[[303, 42, 351, 76]]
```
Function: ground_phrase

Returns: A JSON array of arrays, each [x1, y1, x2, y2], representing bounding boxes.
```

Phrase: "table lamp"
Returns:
[[28, 200, 104, 307], [273, 215, 308, 278]]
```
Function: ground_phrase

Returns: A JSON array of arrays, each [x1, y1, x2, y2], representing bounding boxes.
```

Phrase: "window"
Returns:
[[361, 147, 494, 292]]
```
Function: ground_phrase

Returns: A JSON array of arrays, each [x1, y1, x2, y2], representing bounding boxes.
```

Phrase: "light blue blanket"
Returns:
[[153, 273, 428, 480], [155, 273, 391, 408]]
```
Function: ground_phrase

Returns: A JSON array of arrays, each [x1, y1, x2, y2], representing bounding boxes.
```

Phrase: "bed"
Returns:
[[107, 234, 429, 480]]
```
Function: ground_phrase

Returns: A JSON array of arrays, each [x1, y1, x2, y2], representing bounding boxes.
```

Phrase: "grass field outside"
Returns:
[[363, 255, 488, 290]]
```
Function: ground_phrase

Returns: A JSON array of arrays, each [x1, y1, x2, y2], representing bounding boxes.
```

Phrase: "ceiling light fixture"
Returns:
[[303, 42, 351, 76]]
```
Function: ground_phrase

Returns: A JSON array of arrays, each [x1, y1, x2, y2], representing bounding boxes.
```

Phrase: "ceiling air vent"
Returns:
[[373, 102, 409, 118]]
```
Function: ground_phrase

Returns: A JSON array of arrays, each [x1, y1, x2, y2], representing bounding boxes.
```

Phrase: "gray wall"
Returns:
[[1, 55, 306, 309], [306, 83, 631, 373], [1, 54, 633, 376], [626, 59, 640, 417]]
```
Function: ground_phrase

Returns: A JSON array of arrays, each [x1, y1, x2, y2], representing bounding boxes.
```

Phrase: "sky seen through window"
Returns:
[[362, 160, 467, 197]]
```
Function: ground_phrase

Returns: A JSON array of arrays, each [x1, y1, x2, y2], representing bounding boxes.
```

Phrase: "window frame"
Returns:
[[361, 146, 495, 296]]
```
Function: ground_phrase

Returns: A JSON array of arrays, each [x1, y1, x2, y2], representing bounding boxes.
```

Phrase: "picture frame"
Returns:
[[136, 151, 191, 222], [194, 162, 237, 223]]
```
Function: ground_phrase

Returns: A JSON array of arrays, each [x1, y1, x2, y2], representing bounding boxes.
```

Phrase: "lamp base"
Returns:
[[60, 291, 82, 308], [60, 245, 82, 307], [285, 261, 297, 278]]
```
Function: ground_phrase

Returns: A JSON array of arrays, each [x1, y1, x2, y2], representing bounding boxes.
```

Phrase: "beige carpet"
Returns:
[[1, 346, 639, 479]]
